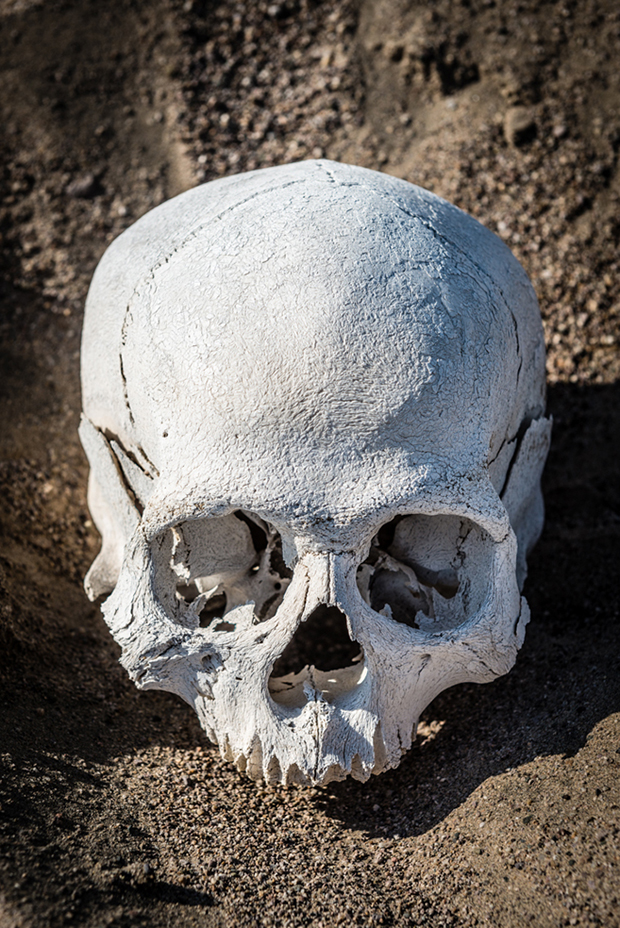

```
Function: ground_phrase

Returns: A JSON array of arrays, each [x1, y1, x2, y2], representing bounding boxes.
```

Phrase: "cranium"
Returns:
[[80, 160, 551, 785]]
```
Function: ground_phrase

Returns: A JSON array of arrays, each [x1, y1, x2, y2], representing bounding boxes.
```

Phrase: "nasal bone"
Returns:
[[300, 551, 339, 619]]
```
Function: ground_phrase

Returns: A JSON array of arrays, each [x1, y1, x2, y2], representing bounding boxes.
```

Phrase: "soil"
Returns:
[[1, 0, 619, 926]]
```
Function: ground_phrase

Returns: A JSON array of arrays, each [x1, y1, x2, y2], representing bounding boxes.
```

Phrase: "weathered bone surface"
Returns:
[[80, 159, 551, 785]]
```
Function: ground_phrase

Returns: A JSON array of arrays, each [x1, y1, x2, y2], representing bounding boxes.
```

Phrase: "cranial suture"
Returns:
[[80, 160, 551, 785]]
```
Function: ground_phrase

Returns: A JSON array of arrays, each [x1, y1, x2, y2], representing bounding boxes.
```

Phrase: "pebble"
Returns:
[[65, 173, 98, 199], [503, 106, 537, 146]]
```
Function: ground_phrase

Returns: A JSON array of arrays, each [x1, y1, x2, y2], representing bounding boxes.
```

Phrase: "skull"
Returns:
[[80, 160, 551, 785]]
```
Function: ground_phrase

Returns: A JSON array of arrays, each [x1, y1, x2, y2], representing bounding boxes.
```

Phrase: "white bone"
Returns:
[[80, 160, 550, 785], [79, 416, 141, 599]]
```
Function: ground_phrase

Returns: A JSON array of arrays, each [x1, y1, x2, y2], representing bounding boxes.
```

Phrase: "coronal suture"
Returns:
[[79, 160, 551, 785]]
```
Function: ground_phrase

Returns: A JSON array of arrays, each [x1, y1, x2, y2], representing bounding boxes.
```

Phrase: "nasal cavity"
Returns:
[[270, 605, 361, 677]]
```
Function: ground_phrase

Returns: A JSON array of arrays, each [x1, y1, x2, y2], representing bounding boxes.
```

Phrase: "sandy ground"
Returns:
[[1, 0, 619, 925]]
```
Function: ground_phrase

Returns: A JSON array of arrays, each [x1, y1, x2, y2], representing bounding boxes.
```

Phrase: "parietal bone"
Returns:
[[79, 159, 551, 786]]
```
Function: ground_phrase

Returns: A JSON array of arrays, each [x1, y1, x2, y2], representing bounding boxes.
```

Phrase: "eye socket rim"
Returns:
[[357, 511, 498, 634]]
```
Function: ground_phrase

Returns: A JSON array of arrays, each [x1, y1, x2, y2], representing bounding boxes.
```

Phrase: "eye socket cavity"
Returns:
[[356, 513, 494, 632], [163, 510, 292, 629], [153, 509, 493, 636]]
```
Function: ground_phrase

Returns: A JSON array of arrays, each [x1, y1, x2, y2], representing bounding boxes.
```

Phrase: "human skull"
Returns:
[[80, 160, 551, 785]]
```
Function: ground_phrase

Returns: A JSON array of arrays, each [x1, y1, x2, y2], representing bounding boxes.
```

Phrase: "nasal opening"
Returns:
[[271, 605, 361, 676], [269, 605, 365, 709]]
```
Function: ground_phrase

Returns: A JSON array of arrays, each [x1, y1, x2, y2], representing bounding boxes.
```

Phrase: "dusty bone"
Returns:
[[80, 159, 551, 785]]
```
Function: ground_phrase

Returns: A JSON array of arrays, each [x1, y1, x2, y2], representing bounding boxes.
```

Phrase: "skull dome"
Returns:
[[80, 160, 550, 785]]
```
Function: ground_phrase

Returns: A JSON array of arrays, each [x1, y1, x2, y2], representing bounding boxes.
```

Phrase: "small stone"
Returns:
[[65, 173, 97, 198], [503, 106, 537, 146]]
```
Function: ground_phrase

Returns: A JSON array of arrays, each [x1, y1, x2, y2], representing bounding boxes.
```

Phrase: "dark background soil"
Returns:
[[1, 1, 619, 926]]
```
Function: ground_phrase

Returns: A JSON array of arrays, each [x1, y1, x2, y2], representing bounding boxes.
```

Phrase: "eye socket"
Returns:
[[162, 510, 292, 627], [357, 513, 493, 632]]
